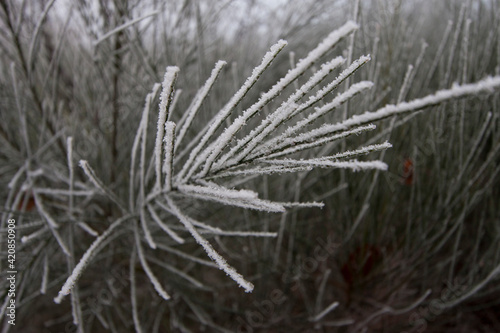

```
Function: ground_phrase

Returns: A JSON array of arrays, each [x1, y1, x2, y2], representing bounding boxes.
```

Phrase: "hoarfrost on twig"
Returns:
[[147, 205, 185, 244], [134, 222, 170, 300], [263, 159, 388, 171], [165, 196, 255, 293], [209, 56, 346, 173], [162, 121, 176, 191], [176, 61, 226, 148], [178, 40, 288, 182], [155, 67, 179, 189], [55, 215, 134, 304], [176, 184, 286, 213]]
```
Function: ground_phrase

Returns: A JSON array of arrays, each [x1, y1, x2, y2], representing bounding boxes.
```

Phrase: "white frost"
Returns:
[[176, 61, 226, 148], [341, 76, 500, 128], [319, 142, 393, 160], [162, 121, 176, 191], [134, 224, 170, 300], [177, 40, 287, 183], [147, 205, 185, 244], [155, 67, 179, 189], [264, 158, 388, 171], [209, 56, 345, 173], [55, 215, 133, 304], [254, 124, 377, 160], [165, 196, 254, 293]]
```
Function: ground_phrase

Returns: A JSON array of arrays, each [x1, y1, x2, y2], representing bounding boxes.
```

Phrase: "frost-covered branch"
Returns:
[[263, 159, 389, 171], [177, 40, 288, 182], [176, 61, 226, 148], [164, 196, 254, 293], [155, 67, 179, 190], [51, 19, 500, 311], [342, 76, 500, 128], [55, 215, 135, 304]]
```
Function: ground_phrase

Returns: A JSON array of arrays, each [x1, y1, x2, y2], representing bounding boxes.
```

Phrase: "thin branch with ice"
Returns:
[[164, 196, 254, 293], [154, 67, 179, 189], [178, 40, 288, 182]]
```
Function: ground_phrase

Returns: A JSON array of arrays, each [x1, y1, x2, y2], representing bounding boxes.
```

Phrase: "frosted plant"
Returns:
[[48, 20, 500, 312], [1, 0, 500, 329], [53, 20, 368, 304], [4, 15, 499, 331]]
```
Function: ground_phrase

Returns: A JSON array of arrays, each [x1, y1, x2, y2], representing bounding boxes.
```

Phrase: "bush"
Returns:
[[1, 1, 500, 332]]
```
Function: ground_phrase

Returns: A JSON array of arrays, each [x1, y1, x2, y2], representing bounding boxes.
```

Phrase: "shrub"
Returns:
[[1, 1, 500, 332]]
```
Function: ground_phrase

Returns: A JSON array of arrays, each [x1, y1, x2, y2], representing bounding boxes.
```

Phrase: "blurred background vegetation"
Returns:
[[1, 0, 500, 332]]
